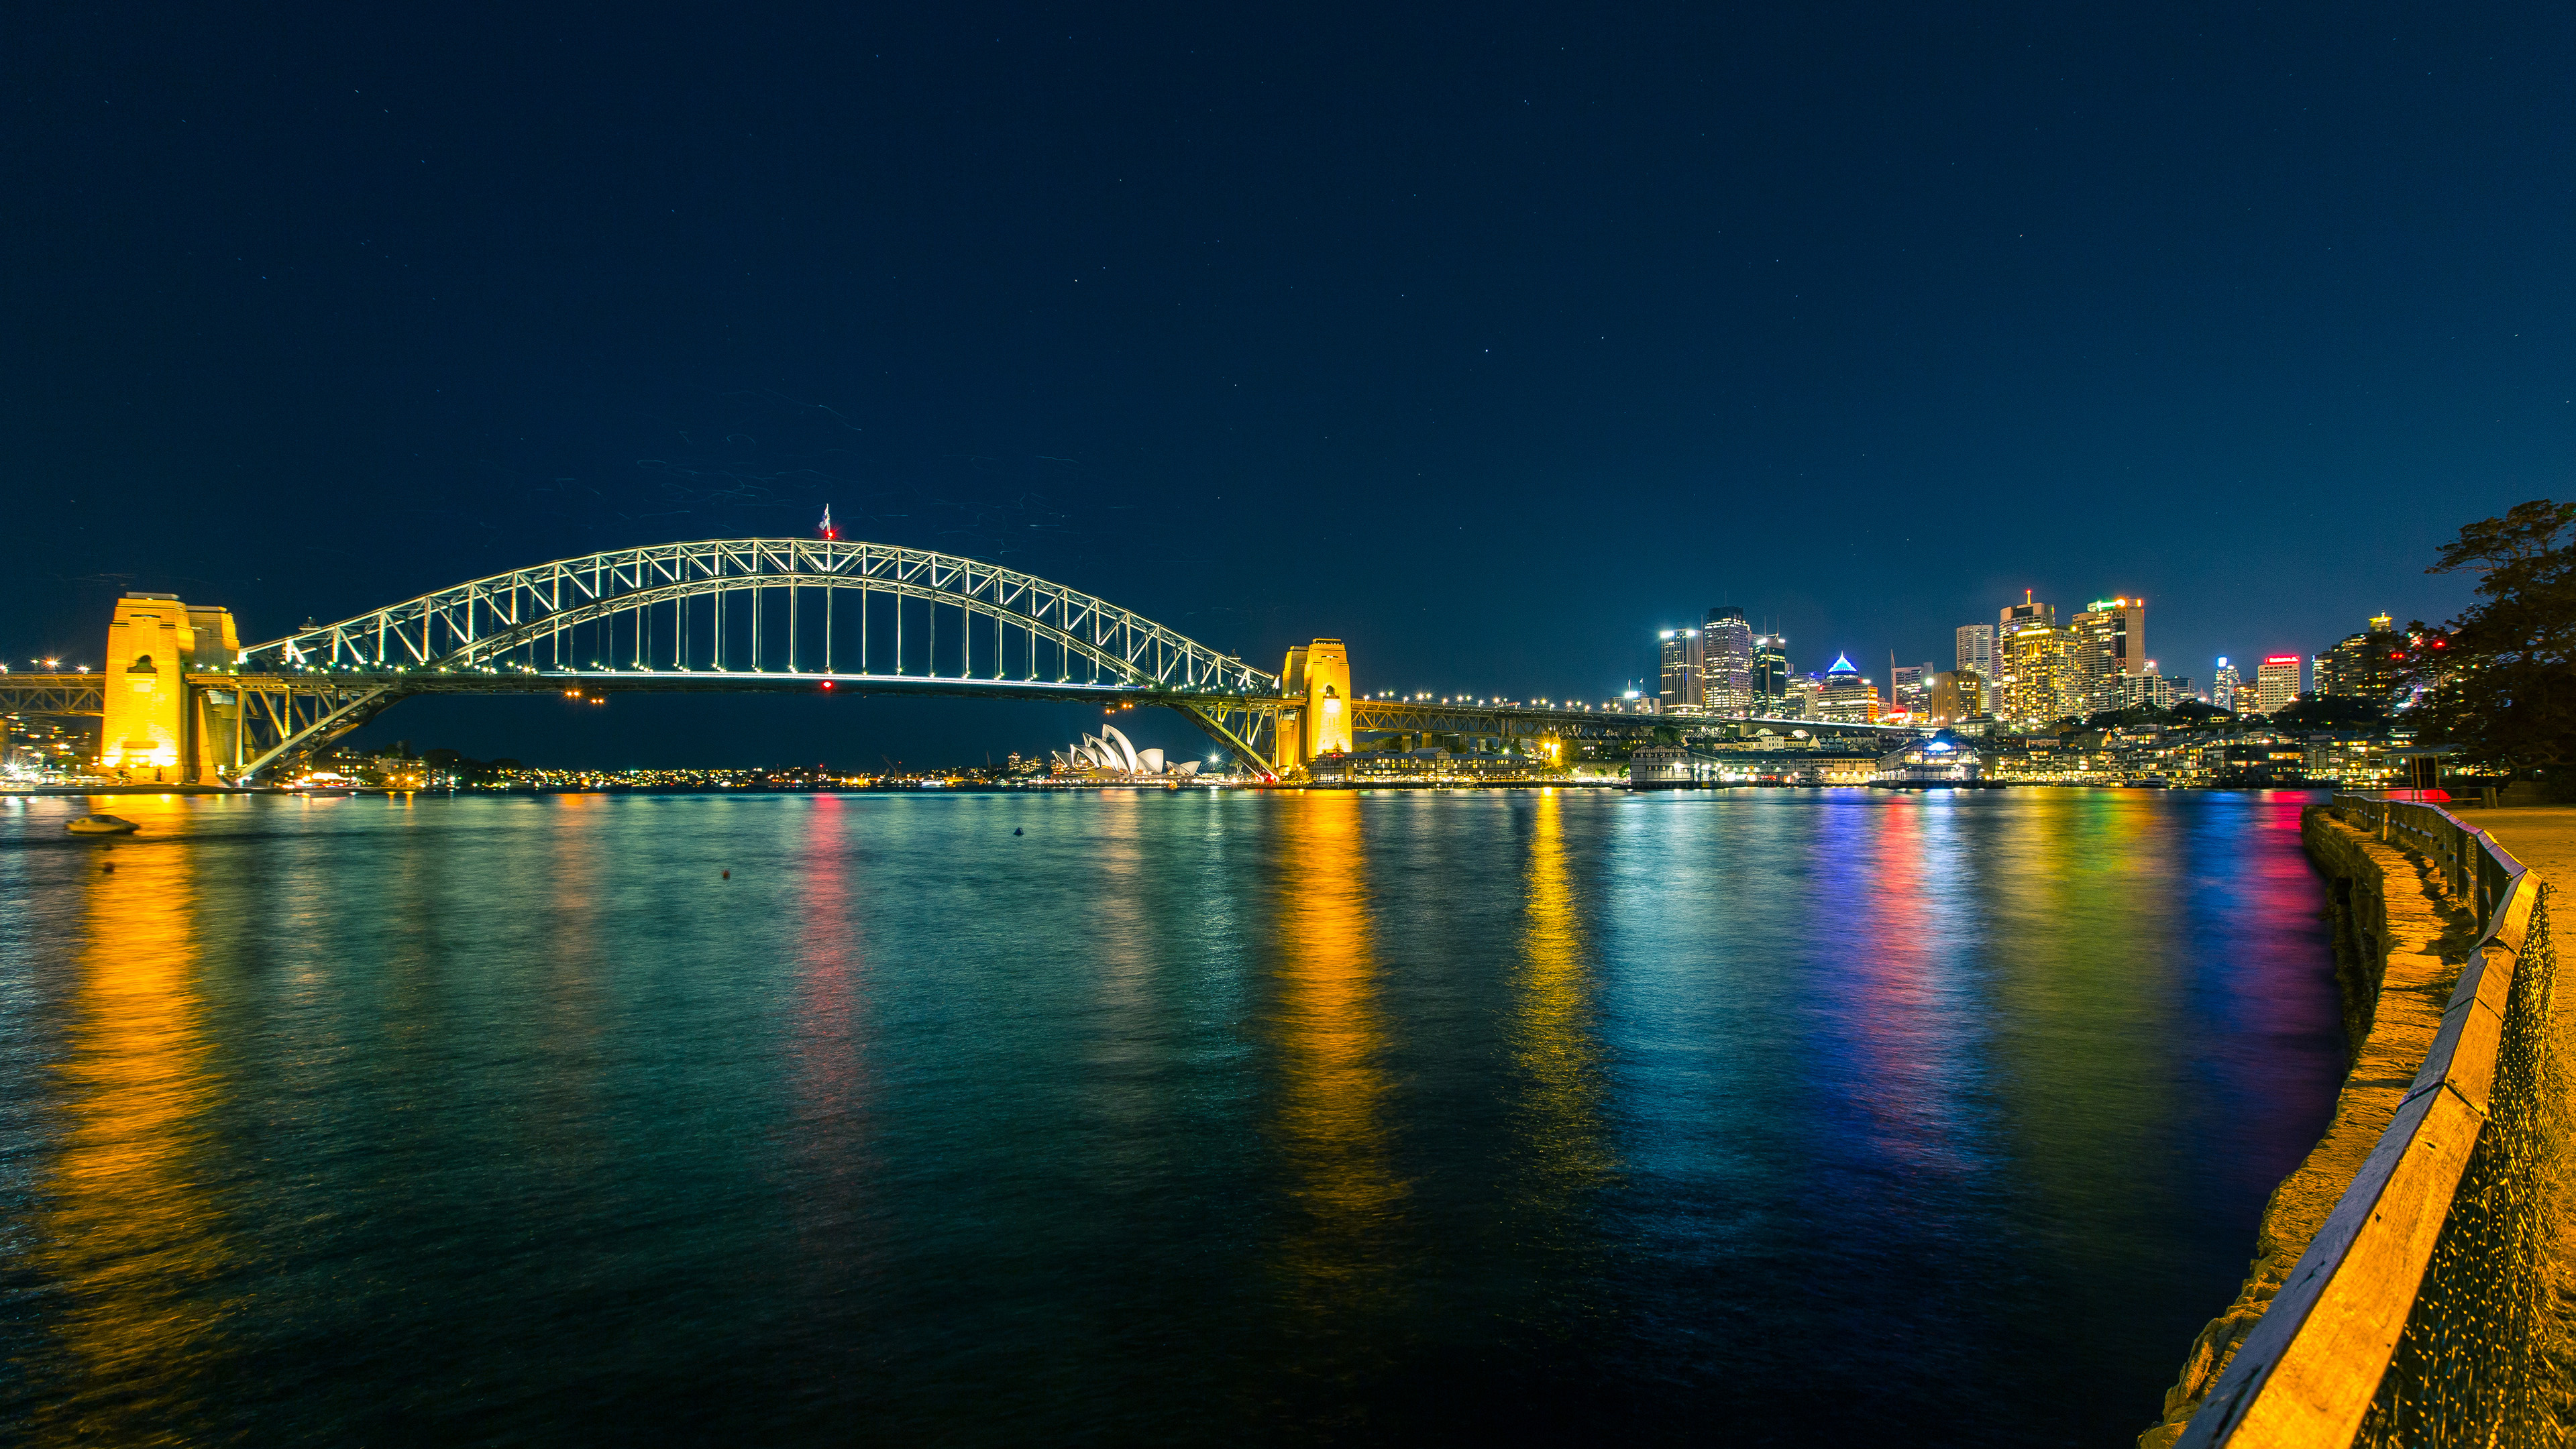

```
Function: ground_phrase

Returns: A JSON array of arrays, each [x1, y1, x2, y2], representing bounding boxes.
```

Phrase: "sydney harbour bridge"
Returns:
[[0, 537, 1907, 786]]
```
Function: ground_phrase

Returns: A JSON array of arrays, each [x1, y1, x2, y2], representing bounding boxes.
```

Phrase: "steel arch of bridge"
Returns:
[[224, 538, 1285, 780]]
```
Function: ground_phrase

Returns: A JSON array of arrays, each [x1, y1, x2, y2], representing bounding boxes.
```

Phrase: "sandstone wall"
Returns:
[[2138, 806, 2477, 1448]]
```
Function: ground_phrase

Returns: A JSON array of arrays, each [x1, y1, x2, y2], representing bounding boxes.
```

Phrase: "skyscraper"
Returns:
[[1997, 616, 2062, 729], [2000, 590, 2055, 636], [2255, 655, 2304, 716], [1751, 635, 1790, 713], [1817, 654, 1878, 722], [1954, 623, 1995, 680], [1658, 628, 1703, 712], [2319, 614, 2406, 705], [1890, 663, 1935, 720], [1703, 606, 1754, 715], [2068, 597, 2146, 711], [1927, 670, 1985, 726], [2212, 658, 2239, 712]]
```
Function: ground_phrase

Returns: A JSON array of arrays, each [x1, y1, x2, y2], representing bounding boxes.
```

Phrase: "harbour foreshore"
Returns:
[[2139, 802, 2575, 1446]]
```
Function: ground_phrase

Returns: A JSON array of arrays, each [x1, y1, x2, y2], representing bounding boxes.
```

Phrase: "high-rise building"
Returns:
[[1890, 663, 1936, 720], [1786, 674, 1822, 719], [2254, 655, 2304, 716], [1751, 635, 1790, 713], [2212, 658, 2240, 712], [2068, 597, 2146, 711], [1955, 623, 1996, 680], [2000, 590, 2055, 636], [2319, 614, 2406, 706], [1927, 669, 1986, 726], [1816, 654, 1879, 722], [2109, 664, 2192, 710], [1999, 619, 2069, 729], [1703, 606, 1754, 715], [1658, 628, 1703, 712]]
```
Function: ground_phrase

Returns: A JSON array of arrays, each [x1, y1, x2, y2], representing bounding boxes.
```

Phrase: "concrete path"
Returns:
[[2461, 805, 2576, 896]]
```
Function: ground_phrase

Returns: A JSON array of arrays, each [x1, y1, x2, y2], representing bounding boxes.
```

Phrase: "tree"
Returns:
[[2401, 499, 2576, 780]]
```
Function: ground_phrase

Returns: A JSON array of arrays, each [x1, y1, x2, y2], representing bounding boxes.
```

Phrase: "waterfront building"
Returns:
[[1629, 745, 1715, 788], [1658, 628, 1703, 712], [2213, 658, 2240, 712], [1751, 635, 1790, 713], [1053, 724, 1201, 778], [1876, 737, 1983, 785], [1703, 606, 1754, 715], [2254, 655, 2304, 716], [1816, 654, 1880, 723]]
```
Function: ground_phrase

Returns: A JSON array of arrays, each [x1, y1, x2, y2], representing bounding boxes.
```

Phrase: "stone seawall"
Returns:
[[2138, 806, 2479, 1448]]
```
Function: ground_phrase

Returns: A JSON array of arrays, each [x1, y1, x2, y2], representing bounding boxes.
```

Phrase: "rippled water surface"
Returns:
[[0, 788, 2343, 1444]]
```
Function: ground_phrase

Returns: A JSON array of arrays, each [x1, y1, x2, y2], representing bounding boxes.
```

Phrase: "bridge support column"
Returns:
[[1273, 638, 1354, 775], [1305, 639, 1352, 759], [99, 593, 237, 784], [97, 592, 240, 784]]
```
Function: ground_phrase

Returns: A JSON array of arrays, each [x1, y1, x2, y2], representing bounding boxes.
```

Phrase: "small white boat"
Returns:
[[65, 814, 140, 835]]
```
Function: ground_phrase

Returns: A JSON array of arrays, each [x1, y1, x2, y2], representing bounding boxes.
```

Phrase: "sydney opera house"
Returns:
[[1051, 723, 1203, 779]]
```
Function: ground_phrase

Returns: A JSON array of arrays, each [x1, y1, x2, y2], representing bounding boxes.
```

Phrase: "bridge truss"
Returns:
[[211, 539, 1287, 781]]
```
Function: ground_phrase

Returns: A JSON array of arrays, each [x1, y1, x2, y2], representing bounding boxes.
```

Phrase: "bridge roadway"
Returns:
[[0, 667, 1915, 782]]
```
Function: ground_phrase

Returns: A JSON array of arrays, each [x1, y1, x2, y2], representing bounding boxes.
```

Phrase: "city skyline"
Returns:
[[3, 549, 2446, 769], [5, 6, 2553, 768]]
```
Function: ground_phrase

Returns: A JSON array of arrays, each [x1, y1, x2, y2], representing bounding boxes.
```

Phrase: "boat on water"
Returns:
[[65, 814, 140, 835]]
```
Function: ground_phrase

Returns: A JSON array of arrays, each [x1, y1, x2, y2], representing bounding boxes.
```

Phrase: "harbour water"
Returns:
[[0, 788, 2344, 1444]]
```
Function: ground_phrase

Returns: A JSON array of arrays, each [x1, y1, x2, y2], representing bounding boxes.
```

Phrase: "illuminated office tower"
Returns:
[[1928, 669, 1986, 726], [1658, 627, 1703, 712], [2254, 655, 2304, 716], [1751, 635, 1790, 712], [1703, 606, 1754, 715], [1999, 619, 2068, 729], [2069, 597, 2146, 710], [1955, 623, 1995, 680], [1816, 655, 1878, 722], [2319, 614, 2406, 704], [2212, 658, 2240, 712], [2000, 590, 2055, 636], [1891, 663, 1936, 718], [1786, 674, 1822, 719]]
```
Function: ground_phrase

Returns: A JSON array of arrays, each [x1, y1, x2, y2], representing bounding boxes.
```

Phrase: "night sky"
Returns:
[[9, 7, 2571, 767]]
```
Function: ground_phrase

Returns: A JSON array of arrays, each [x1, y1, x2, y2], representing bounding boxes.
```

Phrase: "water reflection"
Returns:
[[788, 796, 875, 1263], [1834, 794, 1984, 1177], [1986, 796, 2180, 1246], [1507, 790, 1613, 1225], [35, 816, 224, 1442], [1267, 792, 1404, 1319]]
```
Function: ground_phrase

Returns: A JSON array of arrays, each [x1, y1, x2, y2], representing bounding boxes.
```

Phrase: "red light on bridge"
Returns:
[[820, 681, 834, 690]]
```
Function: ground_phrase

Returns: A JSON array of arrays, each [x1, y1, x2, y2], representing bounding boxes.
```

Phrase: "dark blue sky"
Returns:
[[8, 5, 2570, 765]]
